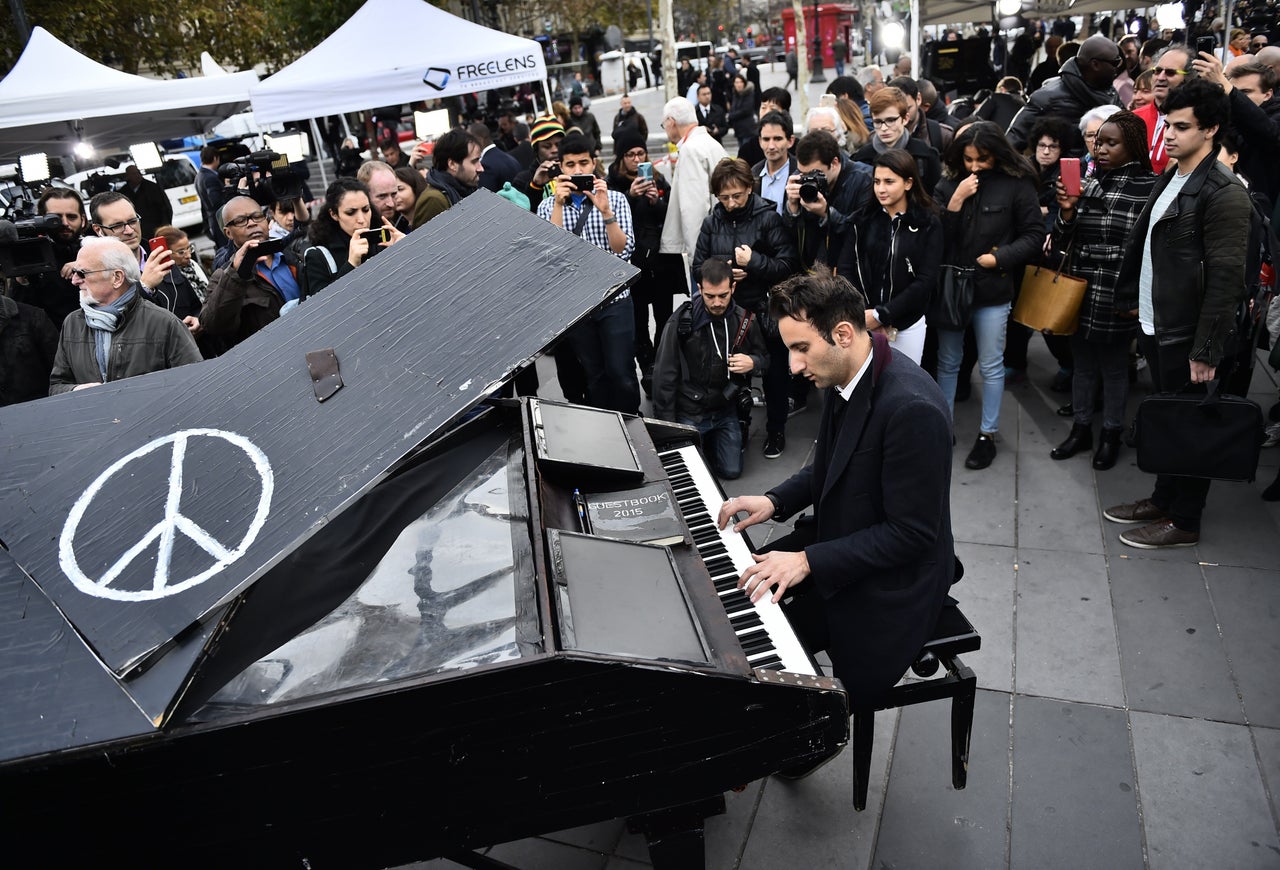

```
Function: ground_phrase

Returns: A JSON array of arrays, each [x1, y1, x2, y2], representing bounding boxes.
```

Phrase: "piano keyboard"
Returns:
[[659, 445, 817, 676]]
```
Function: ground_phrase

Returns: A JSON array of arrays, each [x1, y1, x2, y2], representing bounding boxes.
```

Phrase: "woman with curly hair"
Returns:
[[303, 178, 403, 298], [932, 121, 1045, 470]]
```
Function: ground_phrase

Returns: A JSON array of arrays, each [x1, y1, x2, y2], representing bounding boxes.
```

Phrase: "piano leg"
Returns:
[[627, 794, 726, 870]]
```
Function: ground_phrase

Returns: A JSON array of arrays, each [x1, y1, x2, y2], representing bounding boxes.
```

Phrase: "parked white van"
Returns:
[[62, 153, 203, 232]]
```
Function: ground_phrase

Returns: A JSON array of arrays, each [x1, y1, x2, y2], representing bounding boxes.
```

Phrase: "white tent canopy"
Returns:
[[249, 0, 549, 124], [0, 28, 257, 160], [922, 0, 1149, 26]]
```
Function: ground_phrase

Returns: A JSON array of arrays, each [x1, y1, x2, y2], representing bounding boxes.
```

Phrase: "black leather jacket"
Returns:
[[1114, 150, 1252, 365], [691, 194, 799, 311], [836, 202, 943, 331]]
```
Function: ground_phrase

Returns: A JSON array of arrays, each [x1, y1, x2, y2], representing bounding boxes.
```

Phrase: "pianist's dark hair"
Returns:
[[768, 265, 867, 344]]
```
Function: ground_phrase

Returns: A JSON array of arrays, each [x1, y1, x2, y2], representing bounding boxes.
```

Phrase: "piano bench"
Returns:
[[852, 602, 980, 811]]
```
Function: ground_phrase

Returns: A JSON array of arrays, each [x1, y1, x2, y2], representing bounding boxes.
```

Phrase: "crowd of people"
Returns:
[[3, 25, 1279, 549]]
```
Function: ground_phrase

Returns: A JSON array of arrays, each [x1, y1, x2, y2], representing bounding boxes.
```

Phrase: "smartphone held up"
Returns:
[[1059, 158, 1081, 197]]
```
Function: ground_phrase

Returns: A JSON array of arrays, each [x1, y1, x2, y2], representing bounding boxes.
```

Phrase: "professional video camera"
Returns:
[[0, 184, 61, 280], [215, 145, 305, 206], [797, 169, 829, 204]]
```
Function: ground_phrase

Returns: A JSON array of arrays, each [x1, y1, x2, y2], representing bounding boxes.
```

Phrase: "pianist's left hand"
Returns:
[[739, 550, 810, 604]]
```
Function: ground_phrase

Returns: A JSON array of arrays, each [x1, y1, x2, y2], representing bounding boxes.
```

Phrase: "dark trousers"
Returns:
[[630, 252, 680, 369], [567, 298, 640, 414], [1138, 333, 1210, 531], [1005, 320, 1073, 372], [763, 326, 791, 435], [1070, 333, 1130, 430]]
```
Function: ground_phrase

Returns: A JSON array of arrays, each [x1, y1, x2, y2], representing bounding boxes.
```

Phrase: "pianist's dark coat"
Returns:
[[770, 331, 955, 709]]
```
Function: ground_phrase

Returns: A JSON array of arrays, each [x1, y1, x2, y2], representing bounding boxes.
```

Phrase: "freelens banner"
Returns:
[[422, 52, 544, 95]]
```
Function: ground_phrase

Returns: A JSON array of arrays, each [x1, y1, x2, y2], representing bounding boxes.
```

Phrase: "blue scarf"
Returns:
[[80, 285, 136, 382]]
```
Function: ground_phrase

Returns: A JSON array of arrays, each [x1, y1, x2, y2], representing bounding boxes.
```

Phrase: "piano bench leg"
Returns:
[[851, 709, 875, 811], [950, 664, 977, 791], [628, 794, 725, 870]]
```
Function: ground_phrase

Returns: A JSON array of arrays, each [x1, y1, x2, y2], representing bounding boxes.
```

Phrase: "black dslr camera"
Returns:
[[797, 169, 828, 203]]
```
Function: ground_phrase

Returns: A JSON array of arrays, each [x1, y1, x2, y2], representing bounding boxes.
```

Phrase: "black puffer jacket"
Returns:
[[1006, 58, 1121, 151], [933, 170, 1045, 308], [691, 194, 799, 310], [836, 202, 943, 331], [652, 299, 769, 423], [1114, 150, 1252, 366]]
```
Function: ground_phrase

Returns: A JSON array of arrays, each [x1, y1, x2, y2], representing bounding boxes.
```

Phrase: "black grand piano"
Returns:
[[0, 193, 847, 868]]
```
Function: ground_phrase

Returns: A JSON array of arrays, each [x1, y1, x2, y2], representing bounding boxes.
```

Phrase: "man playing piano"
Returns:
[[717, 267, 957, 718]]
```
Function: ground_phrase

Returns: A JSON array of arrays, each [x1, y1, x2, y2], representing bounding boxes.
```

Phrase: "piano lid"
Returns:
[[0, 191, 637, 709]]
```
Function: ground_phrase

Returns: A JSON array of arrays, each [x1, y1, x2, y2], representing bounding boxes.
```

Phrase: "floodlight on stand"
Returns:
[[129, 142, 164, 171], [881, 21, 906, 50], [1155, 3, 1185, 29], [19, 153, 50, 183], [265, 132, 307, 163], [74, 141, 96, 160], [414, 108, 451, 141], [998, 0, 1022, 16]]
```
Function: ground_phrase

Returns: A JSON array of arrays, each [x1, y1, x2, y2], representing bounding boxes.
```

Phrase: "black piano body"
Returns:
[[0, 193, 846, 866]]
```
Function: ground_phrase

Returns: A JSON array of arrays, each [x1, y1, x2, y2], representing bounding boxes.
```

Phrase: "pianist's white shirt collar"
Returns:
[[836, 341, 874, 402]]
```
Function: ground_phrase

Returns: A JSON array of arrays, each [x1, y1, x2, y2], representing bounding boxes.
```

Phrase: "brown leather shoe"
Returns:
[[1103, 498, 1167, 524], [1119, 520, 1199, 549]]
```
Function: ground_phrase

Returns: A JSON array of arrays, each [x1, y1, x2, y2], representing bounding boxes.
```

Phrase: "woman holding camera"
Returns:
[[303, 178, 403, 299], [932, 121, 1044, 470], [692, 157, 798, 459], [835, 149, 942, 365]]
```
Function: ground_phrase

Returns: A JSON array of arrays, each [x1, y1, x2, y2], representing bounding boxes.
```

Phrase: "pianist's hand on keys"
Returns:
[[718, 496, 812, 604]]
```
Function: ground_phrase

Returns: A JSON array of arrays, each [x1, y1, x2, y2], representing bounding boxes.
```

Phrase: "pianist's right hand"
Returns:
[[717, 495, 774, 534]]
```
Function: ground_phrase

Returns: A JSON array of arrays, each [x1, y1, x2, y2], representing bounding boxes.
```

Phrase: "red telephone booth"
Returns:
[[781, 4, 860, 68]]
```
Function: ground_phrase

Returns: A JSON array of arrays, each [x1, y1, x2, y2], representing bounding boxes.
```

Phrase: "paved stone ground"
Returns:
[[401, 69, 1280, 869]]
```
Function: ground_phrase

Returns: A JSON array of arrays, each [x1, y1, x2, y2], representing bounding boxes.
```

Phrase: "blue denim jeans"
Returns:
[[679, 410, 744, 479], [567, 298, 640, 414], [937, 302, 1010, 434]]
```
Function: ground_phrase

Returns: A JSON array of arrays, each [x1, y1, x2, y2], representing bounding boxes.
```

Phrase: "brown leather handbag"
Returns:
[[1012, 246, 1088, 335]]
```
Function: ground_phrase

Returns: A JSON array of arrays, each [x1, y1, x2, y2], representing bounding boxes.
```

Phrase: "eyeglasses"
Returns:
[[1092, 55, 1124, 69], [224, 209, 270, 228], [1036, 142, 1061, 151], [871, 116, 902, 128], [1083, 132, 1098, 142], [625, 148, 648, 159], [716, 190, 750, 204], [1152, 66, 1191, 77], [171, 246, 192, 255], [96, 216, 140, 234], [69, 267, 117, 280]]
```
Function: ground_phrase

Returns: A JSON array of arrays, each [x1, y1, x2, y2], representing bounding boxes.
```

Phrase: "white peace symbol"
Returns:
[[58, 428, 274, 602]]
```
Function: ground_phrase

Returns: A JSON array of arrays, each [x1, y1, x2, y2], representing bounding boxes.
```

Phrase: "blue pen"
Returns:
[[573, 488, 590, 533]]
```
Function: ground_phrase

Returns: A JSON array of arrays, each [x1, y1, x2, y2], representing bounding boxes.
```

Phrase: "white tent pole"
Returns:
[[541, 79, 553, 114], [310, 117, 329, 187], [910, 0, 921, 79]]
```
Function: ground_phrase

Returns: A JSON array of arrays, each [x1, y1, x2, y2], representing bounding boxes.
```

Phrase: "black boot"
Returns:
[[1050, 423, 1093, 460], [1093, 426, 1123, 470]]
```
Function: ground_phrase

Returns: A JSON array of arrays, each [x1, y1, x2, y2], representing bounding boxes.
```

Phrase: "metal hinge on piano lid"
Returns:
[[753, 668, 843, 692]]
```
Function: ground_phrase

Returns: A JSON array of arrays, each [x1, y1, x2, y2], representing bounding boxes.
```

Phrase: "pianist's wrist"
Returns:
[[765, 491, 784, 521]]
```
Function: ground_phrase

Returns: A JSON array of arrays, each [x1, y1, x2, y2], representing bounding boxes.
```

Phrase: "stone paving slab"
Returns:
[[1009, 696, 1144, 870], [1110, 556, 1245, 723], [1131, 712, 1280, 870], [874, 689, 1012, 870], [1014, 548, 1124, 707], [1206, 564, 1280, 728], [952, 542, 1016, 694]]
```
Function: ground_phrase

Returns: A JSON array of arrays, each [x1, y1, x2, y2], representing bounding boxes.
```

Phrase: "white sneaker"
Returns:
[[1263, 422, 1280, 448]]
